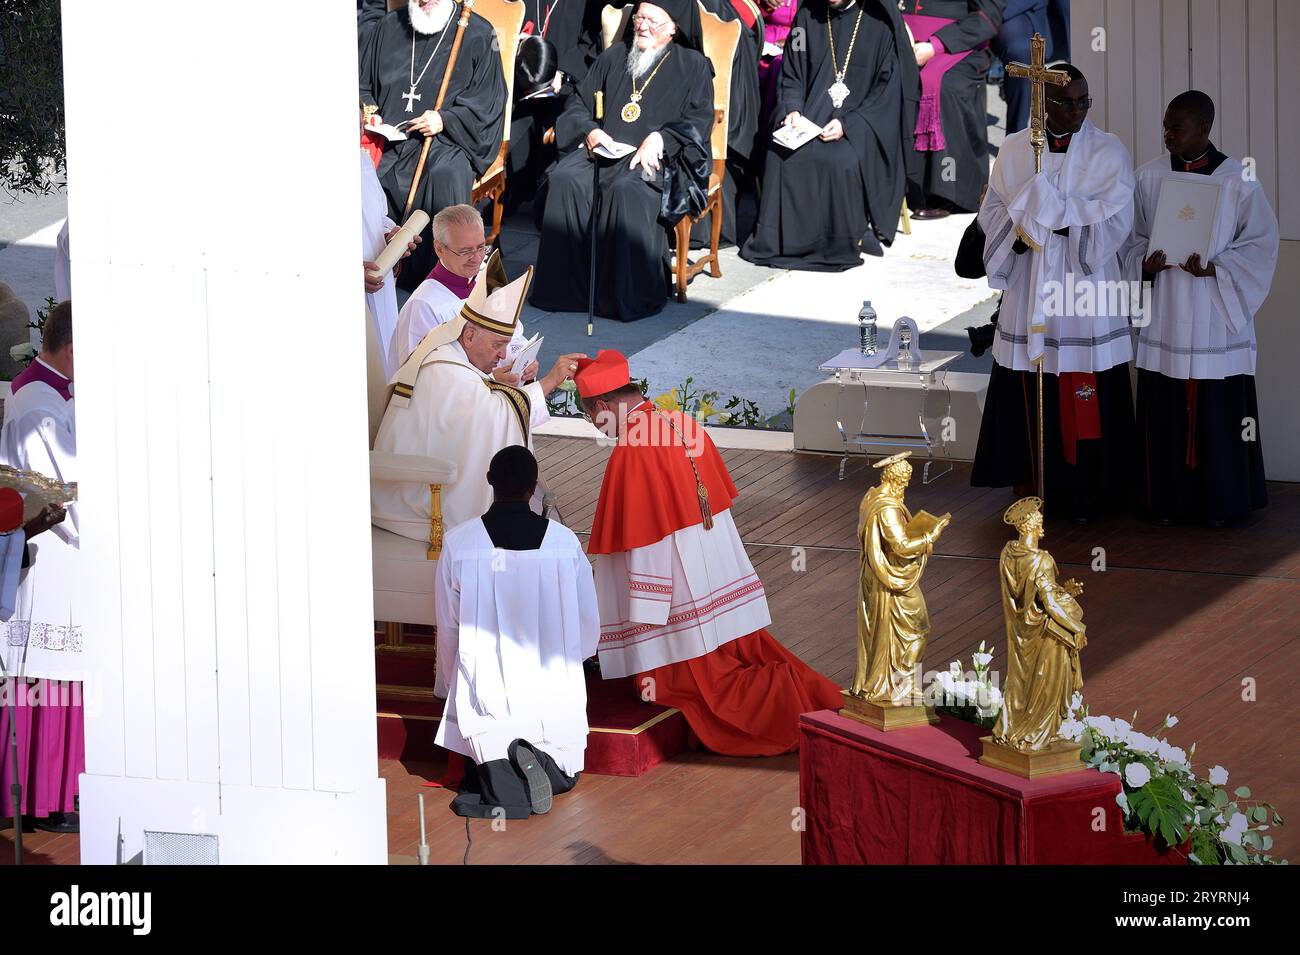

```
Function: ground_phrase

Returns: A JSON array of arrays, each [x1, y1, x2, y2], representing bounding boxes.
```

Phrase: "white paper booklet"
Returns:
[[367, 122, 409, 142], [772, 114, 825, 151], [499, 333, 543, 378], [1148, 175, 1223, 265], [593, 140, 636, 159]]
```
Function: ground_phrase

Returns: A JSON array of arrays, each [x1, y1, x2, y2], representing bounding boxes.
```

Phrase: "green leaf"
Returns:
[[1188, 828, 1221, 865], [1127, 775, 1191, 849], [1251, 806, 1268, 823], [1235, 786, 1252, 799], [1226, 842, 1248, 864], [1212, 788, 1229, 809], [1263, 836, 1274, 852], [1244, 830, 1264, 850]]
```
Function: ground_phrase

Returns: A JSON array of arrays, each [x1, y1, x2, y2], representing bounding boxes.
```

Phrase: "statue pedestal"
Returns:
[[839, 690, 939, 731], [799, 710, 1186, 865], [978, 737, 1083, 779]]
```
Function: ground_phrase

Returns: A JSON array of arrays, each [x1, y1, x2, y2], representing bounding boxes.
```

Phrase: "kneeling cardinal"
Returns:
[[576, 350, 841, 755]]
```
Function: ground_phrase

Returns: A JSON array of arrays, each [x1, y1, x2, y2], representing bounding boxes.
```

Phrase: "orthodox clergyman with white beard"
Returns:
[[360, 0, 506, 290], [530, 0, 715, 322]]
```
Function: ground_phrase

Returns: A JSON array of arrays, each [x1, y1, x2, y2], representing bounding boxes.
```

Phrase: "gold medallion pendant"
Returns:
[[621, 98, 641, 123]]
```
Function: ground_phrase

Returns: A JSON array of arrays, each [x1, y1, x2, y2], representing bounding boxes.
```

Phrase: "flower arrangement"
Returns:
[[1059, 700, 1285, 865], [936, 647, 1285, 864], [932, 641, 1002, 729], [546, 373, 787, 430]]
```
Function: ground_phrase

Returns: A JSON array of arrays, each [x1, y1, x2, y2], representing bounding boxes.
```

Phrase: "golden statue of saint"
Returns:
[[992, 497, 1087, 752], [850, 452, 950, 707]]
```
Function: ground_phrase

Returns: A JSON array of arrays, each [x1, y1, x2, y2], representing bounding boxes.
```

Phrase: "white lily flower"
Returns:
[[1209, 765, 1229, 786], [1164, 714, 1179, 728]]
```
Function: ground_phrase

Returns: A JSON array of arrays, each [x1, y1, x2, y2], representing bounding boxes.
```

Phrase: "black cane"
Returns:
[[587, 91, 604, 337]]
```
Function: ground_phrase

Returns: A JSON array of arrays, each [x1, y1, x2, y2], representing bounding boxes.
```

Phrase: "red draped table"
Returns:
[[799, 710, 1186, 865]]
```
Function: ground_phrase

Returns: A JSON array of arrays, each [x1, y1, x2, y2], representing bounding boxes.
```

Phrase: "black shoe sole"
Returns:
[[511, 744, 553, 815]]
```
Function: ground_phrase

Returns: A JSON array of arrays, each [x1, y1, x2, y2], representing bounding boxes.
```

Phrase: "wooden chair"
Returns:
[[674, 4, 740, 302], [601, 3, 634, 49], [469, 0, 525, 244]]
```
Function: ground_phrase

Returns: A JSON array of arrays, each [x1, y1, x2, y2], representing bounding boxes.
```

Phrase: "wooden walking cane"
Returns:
[[587, 90, 604, 337], [402, 0, 476, 222]]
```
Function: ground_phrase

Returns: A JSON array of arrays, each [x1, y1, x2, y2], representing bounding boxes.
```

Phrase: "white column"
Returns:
[[64, 1, 386, 863]]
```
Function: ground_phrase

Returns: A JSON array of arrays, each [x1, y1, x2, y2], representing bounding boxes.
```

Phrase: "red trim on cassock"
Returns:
[[587, 408, 738, 554]]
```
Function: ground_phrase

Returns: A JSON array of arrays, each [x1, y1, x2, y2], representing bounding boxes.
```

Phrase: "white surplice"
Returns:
[[371, 340, 549, 539], [981, 120, 1136, 374], [0, 375, 81, 682], [1121, 155, 1279, 380], [389, 274, 527, 374], [592, 508, 772, 679], [361, 149, 399, 377], [434, 518, 600, 773]]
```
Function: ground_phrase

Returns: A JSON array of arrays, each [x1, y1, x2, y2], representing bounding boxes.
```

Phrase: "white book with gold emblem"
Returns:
[[1147, 174, 1223, 265]]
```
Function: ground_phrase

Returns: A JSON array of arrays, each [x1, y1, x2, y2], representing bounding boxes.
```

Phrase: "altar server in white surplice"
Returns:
[[371, 251, 585, 539], [1121, 90, 1279, 525], [361, 147, 401, 376], [972, 65, 1137, 522], [435, 446, 600, 819]]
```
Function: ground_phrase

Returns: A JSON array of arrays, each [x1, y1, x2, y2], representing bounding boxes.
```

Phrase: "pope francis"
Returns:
[[372, 251, 585, 539]]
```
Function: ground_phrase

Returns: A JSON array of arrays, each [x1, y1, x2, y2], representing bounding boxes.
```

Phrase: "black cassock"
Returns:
[[506, 0, 604, 214], [530, 42, 714, 322], [741, 0, 910, 272], [688, 0, 761, 249], [359, 6, 505, 289], [899, 0, 1003, 213]]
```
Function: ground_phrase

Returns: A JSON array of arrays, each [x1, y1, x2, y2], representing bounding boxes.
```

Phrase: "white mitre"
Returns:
[[387, 250, 532, 408]]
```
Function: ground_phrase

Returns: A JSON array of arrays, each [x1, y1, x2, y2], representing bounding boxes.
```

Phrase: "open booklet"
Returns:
[[593, 140, 637, 160], [366, 121, 410, 142], [772, 114, 827, 151], [906, 510, 951, 540], [495, 333, 544, 379]]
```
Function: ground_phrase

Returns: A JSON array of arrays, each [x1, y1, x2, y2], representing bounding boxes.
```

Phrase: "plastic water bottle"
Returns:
[[858, 300, 878, 356]]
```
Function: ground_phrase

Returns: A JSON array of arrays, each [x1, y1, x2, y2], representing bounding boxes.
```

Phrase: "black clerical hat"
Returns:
[[621, 0, 704, 52], [515, 35, 558, 100]]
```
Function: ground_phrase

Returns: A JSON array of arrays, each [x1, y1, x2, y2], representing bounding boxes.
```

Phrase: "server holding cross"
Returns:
[[971, 44, 1138, 523]]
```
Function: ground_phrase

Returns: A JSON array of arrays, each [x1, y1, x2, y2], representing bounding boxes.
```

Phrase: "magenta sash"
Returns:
[[904, 13, 985, 152]]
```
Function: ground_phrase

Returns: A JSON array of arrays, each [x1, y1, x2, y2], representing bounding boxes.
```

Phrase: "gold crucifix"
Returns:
[[1004, 34, 1071, 503], [1006, 33, 1072, 174]]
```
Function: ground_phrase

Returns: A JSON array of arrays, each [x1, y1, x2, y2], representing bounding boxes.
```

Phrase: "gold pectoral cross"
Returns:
[[1005, 33, 1072, 174]]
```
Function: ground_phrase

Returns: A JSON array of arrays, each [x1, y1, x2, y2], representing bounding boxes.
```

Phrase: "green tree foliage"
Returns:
[[0, 1, 65, 196]]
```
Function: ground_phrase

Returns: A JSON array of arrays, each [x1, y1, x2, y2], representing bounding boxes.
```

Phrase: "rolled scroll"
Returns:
[[370, 209, 430, 279]]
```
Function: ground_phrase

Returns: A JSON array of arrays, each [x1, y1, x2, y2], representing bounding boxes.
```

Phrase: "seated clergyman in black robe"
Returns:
[[740, 0, 916, 272], [360, 0, 506, 290], [530, 0, 715, 322], [900, 0, 1003, 219]]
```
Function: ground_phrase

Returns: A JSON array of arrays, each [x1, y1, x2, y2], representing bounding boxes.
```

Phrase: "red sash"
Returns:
[[1058, 372, 1102, 465]]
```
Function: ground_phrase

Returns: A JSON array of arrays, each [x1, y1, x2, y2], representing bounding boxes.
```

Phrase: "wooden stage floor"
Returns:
[[9, 435, 1297, 865]]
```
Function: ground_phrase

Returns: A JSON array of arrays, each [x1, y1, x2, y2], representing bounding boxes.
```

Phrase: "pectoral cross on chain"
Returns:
[[1005, 33, 1071, 174], [402, 85, 422, 113]]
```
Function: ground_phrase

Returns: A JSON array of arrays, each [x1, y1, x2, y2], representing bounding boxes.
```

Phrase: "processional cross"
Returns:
[[1004, 34, 1071, 500]]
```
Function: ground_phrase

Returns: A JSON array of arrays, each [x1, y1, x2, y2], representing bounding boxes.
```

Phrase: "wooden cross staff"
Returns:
[[1004, 34, 1070, 501]]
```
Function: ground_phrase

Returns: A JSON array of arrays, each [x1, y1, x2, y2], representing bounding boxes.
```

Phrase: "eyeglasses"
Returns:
[[631, 15, 669, 29], [447, 242, 490, 258], [1047, 96, 1093, 112]]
